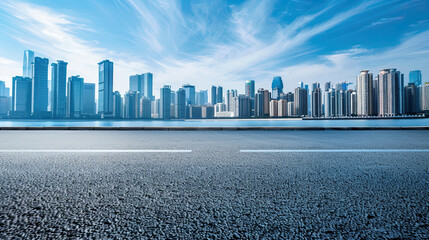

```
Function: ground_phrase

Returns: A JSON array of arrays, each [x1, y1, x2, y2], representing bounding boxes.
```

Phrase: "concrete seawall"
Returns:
[[0, 126, 428, 130]]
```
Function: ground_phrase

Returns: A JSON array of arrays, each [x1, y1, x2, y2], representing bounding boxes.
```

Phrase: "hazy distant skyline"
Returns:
[[0, 0, 428, 97]]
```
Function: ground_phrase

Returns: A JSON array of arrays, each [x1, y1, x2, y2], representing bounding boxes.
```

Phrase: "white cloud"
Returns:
[[0, 0, 426, 100], [278, 30, 429, 91], [371, 17, 404, 26], [0, 0, 151, 95]]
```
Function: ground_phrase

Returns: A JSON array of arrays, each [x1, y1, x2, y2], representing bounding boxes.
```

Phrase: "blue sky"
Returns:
[[0, 0, 428, 96]]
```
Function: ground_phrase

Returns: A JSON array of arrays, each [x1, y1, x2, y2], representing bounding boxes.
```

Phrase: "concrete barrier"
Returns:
[[0, 126, 428, 130]]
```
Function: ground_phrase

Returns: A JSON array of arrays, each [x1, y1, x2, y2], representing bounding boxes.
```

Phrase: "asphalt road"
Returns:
[[0, 130, 428, 239]]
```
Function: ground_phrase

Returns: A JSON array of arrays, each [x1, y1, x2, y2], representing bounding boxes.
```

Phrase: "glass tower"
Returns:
[[409, 70, 422, 86], [31, 57, 49, 116], [51, 60, 68, 118], [98, 60, 114, 117], [23, 50, 34, 78]]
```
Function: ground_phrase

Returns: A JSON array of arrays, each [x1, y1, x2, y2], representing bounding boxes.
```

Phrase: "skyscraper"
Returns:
[[404, 83, 419, 114], [378, 68, 404, 116], [226, 89, 238, 111], [356, 70, 374, 116], [183, 84, 195, 105], [31, 57, 49, 116], [196, 90, 208, 105], [350, 91, 358, 116], [409, 70, 422, 86], [311, 83, 322, 117], [124, 91, 140, 119], [129, 74, 143, 96], [278, 99, 287, 117], [23, 50, 34, 78], [98, 60, 113, 118], [269, 100, 278, 117], [51, 60, 68, 118], [175, 88, 186, 119], [140, 97, 151, 119], [160, 85, 171, 119], [420, 83, 429, 111], [271, 77, 284, 100], [82, 83, 96, 117], [255, 88, 270, 117], [217, 86, 223, 103], [66, 75, 84, 118], [129, 73, 153, 100], [12, 76, 32, 117], [236, 94, 251, 118], [113, 91, 122, 118], [245, 80, 255, 99], [211, 86, 217, 105], [294, 87, 308, 116], [143, 72, 153, 101]]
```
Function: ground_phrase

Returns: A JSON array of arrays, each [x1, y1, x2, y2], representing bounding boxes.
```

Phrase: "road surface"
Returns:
[[0, 130, 428, 239]]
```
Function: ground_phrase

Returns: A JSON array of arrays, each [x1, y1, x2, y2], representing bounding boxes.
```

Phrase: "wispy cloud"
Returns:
[[278, 30, 429, 89], [0, 0, 427, 96], [371, 17, 403, 26], [0, 0, 150, 91]]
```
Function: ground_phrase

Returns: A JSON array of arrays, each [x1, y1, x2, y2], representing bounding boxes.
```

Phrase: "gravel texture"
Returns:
[[0, 130, 428, 239]]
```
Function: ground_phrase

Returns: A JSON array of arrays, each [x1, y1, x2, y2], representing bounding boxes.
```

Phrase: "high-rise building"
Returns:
[[373, 75, 379, 115], [0, 96, 9, 116], [236, 94, 251, 118], [271, 77, 284, 100], [51, 60, 68, 118], [216, 86, 223, 104], [175, 88, 186, 119], [334, 84, 348, 117], [66, 75, 84, 118], [211, 86, 217, 105], [196, 90, 208, 105], [294, 87, 308, 116], [378, 68, 404, 116], [143, 73, 153, 101], [98, 60, 114, 118], [245, 80, 255, 99], [170, 90, 176, 106], [183, 84, 195, 105], [351, 91, 358, 116], [420, 83, 429, 111], [124, 91, 140, 119], [152, 99, 160, 118], [129, 74, 143, 96], [0, 81, 9, 97], [82, 83, 96, 117], [129, 73, 153, 100], [226, 89, 238, 112], [269, 100, 278, 117], [278, 99, 287, 117], [409, 70, 422, 86], [32, 57, 49, 116], [324, 88, 335, 117], [202, 106, 215, 119], [311, 83, 322, 117], [160, 85, 171, 120], [23, 50, 34, 78], [356, 70, 374, 116], [189, 106, 202, 119], [140, 97, 151, 119], [113, 91, 122, 118], [12, 76, 32, 116], [255, 88, 270, 117], [404, 83, 419, 114]]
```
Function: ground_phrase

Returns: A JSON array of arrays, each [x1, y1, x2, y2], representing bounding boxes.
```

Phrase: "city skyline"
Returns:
[[0, 48, 428, 119], [0, 0, 429, 96]]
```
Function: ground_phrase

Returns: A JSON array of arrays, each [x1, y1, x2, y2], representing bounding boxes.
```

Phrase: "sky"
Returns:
[[0, 0, 428, 97]]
